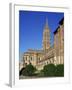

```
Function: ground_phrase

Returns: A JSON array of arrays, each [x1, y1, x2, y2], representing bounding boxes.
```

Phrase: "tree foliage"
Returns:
[[42, 64, 64, 77], [19, 67, 25, 76], [20, 64, 64, 77], [42, 64, 56, 77], [20, 64, 36, 76], [55, 64, 64, 76]]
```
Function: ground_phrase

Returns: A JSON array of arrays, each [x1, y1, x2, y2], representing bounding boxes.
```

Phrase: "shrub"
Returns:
[[19, 67, 25, 76], [21, 64, 36, 76], [42, 64, 56, 77], [20, 64, 64, 77], [55, 64, 64, 76]]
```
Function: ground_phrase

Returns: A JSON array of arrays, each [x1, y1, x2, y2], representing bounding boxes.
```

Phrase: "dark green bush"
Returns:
[[55, 64, 64, 76], [20, 64, 64, 77], [41, 64, 64, 77], [21, 64, 36, 76], [42, 64, 56, 77], [19, 67, 25, 76]]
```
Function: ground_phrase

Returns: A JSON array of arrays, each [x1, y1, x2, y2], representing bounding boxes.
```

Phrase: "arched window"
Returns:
[[26, 57, 27, 60], [38, 57, 41, 61], [47, 62, 48, 64], [39, 57, 40, 60], [30, 56, 32, 60]]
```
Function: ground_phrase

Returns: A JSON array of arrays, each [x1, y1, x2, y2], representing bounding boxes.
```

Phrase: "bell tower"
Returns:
[[42, 18, 50, 50]]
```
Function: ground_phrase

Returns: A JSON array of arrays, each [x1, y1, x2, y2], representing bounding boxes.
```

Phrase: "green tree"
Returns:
[[55, 64, 64, 76], [19, 67, 25, 76], [21, 64, 36, 76], [42, 64, 56, 77]]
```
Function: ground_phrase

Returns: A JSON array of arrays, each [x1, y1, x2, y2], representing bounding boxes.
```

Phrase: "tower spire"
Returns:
[[45, 17, 49, 29], [42, 17, 50, 50]]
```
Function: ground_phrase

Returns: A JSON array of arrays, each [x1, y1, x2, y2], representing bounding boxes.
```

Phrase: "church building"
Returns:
[[21, 17, 64, 70]]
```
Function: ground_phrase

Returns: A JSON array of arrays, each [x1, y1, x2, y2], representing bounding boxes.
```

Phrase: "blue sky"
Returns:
[[19, 10, 64, 54]]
